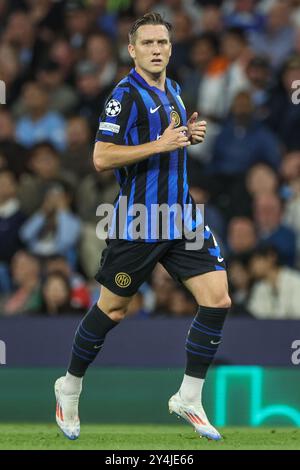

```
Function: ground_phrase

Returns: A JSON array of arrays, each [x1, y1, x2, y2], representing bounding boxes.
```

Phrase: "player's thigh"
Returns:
[[97, 285, 134, 321], [183, 270, 231, 308], [95, 239, 170, 317], [161, 227, 226, 289]]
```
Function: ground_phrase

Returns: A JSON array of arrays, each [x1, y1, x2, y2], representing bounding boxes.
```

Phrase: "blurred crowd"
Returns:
[[1, 0, 300, 319]]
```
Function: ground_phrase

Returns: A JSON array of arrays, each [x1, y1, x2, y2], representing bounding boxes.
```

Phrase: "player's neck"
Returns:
[[134, 66, 166, 92]]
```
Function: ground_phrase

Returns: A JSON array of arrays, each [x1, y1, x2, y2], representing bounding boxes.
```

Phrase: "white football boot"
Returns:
[[168, 392, 222, 441], [55, 376, 80, 440]]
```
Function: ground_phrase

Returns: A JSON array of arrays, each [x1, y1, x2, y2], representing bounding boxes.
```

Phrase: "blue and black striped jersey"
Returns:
[[96, 68, 200, 242]]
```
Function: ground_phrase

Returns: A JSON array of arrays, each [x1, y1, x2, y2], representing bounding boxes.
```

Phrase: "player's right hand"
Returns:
[[158, 119, 191, 152]]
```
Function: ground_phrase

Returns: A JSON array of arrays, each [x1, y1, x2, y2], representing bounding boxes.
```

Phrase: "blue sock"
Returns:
[[185, 305, 229, 379], [68, 304, 118, 377]]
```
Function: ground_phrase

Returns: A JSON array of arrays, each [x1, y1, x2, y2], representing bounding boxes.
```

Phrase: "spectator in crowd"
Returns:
[[75, 60, 111, 134], [226, 162, 279, 218], [227, 216, 257, 256], [116, 14, 136, 63], [113, 61, 132, 86], [24, 0, 65, 41], [281, 151, 300, 265], [15, 82, 67, 151], [90, 0, 118, 38], [182, 32, 226, 119], [13, 60, 78, 118], [49, 37, 77, 84], [64, 0, 93, 50], [44, 255, 91, 310], [281, 150, 300, 189], [268, 55, 300, 151], [196, 4, 223, 35], [227, 254, 252, 316], [248, 245, 300, 318], [150, 264, 177, 316], [75, 169, 119, 279], [224, 0, 266, 33], [1, 250, 42, 316], [18, 142, 75, 215], [62, 116, 93, 179], [0, 0, 9, 34], [0, 152, 6, 170], [292, 1, 300, 27], [2, 10, 47, 78], [0, 109, 29, 177], [20, 182, 81, 267], [36, 60, 78, 116], [0, 43, 21, 104], [0, 168, 25, 265], [168, 286, 198, 317], [75, 168, 119, 222], [220, 26, 251, 114], [167, 9, 194, 79], [86, 32, 117, 88], [246, 162, 278, 198], [253, 192, 297, 266], [189, 183, 225, 241], [210, 90, 281, 220], [126, 292, 149, 318], [211, 90, 281, 177], [250, 1, 295, 69], [0, 108, 15, 142], [39, 271, 84, 316], [129, 0, 159, 18], [182, 33, 227, 164], [245, 55, 273, 121]]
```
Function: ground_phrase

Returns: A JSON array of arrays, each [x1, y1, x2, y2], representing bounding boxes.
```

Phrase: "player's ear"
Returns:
[[128, 44, 136, 60]]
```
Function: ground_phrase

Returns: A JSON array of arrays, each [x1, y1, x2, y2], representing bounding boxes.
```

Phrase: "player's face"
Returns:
[[128, 24, 172, 75]]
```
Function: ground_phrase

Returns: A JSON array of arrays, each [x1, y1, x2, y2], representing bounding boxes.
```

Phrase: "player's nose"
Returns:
[[152, 44, 161, 55]]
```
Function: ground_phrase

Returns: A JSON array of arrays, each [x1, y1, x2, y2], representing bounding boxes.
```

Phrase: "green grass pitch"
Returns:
[[0, 424, 299, 450]]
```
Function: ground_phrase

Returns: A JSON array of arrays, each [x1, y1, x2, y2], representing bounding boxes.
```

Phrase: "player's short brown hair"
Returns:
[[129, 12, 172, 44]]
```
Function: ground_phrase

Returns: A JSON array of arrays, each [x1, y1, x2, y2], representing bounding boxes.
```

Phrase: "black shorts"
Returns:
[[95, 228, 226, 297]]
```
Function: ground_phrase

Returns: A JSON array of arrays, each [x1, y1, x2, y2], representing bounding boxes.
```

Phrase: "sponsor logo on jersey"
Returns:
[[99, 122, 120, 133]]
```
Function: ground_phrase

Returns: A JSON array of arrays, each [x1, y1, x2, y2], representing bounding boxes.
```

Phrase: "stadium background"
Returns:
[[1, 0, 300, 446]]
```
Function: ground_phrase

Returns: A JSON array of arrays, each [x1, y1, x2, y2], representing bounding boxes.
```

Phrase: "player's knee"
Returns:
[[104, 306, 128, 322], [212, 293, 231, 309]]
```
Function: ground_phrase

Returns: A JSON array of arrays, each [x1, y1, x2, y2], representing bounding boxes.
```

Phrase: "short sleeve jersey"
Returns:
[[96, 68, 200, 242]]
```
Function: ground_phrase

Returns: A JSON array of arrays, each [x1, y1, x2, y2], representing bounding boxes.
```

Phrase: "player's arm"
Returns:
[[94, 119, 190, 172]]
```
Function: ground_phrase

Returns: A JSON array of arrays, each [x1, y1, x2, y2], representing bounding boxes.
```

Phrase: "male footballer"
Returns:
[[55, 12, 231, 441]]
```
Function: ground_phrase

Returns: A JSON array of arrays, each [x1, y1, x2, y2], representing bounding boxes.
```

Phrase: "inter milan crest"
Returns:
[[170, 110, 180, 127], [115, 272, 132, 288], [105, 99, 122, 117]]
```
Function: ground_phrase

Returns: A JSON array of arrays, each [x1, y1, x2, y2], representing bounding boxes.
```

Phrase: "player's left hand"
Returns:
[[187, 112, 207, 145]]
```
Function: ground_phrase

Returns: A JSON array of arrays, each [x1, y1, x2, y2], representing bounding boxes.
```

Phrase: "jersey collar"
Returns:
[[130, 68, 168, 95]]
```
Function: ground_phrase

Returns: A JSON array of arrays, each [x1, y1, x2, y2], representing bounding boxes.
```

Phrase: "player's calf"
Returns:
[[68, 303, 119, 379]]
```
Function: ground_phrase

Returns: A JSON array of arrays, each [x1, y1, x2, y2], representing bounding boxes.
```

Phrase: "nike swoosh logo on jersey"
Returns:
[[217, 256, 224, 262], [150, 105, 161, 113], [210, 340, 221, 345]]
